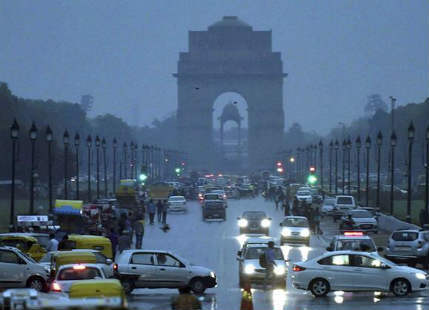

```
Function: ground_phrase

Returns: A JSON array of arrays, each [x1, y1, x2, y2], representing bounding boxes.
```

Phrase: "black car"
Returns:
[[203, 201, 227, 221], [237, 211, 271, 235]]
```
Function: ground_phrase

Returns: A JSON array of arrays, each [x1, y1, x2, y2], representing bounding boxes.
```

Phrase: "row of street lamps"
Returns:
[[287, 122, 429, 223], [8, 119, 184, 227]]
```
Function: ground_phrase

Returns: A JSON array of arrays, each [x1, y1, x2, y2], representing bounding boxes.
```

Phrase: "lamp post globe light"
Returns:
[[87, 135, 92, 202], [406, 122, 415, 223], [63, 130, 70, 200], [74, 133, 80, 200], [365, 136, 371, 208], [375, 131, 383, 210], [334, 140, 339, 194], [29, 122, 38, 214], [112, 138, 117, 194], [95, 135, 101, 199], [10, 119, 19, 228], [45, 126, 53, 213], [355, 136, 361, 203], [102, 137, 107, 197], [390, 131, 397, 215]]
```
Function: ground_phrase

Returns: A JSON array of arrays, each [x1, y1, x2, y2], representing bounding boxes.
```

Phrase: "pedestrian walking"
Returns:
[[147, 199, 156, 225], [118, 230, 131, 254], [58, 234, 70, 250], [292, 197, 299, 216], [263, 241, 277, 290], [157, 200, 163, 223], [162, 200, 168, 224], [134, 217, 145, 249], [108, 228, 118, 259], [313, 207, 321, 235], [47, 233, 59, 252]]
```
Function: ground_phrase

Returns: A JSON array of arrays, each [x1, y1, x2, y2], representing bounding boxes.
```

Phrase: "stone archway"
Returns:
[[174, 16, 286, 170]]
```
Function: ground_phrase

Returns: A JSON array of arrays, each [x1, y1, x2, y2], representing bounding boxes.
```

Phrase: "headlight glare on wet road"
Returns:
[[274, 265, 285, 275], [238, 219, 248, 227]]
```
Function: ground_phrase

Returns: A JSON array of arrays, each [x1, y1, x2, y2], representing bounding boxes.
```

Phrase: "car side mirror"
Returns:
[[106, 258, 113, 265], [381, 263, 390, 269]]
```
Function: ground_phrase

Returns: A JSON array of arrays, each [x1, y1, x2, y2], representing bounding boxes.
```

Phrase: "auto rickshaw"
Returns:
[[50, 251, 97, 277], [69, 279, 127, 308], [67, 235, 113, 259], [0, 234, 46, 261]]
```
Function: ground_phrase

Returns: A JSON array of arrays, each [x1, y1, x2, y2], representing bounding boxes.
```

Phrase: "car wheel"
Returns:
[[391, 278, 410, 297], [122, 279, 135, 294], [190, 277, 206, 294], [309, 278, 330, 297], [26, 277, 45, 292]]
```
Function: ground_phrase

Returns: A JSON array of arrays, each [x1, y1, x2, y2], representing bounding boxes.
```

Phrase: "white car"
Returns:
[[167, 196, 187, 212], [114, 250, 216, 294], [320, 197, 336, 215], [237, 244, 287, 289], [295, 190, 313, 204], [0, 246, 50, 291], [334, 195, 356, 212], [51, 263, 106, 293], [279, 216, 311, 246], [341, 209, 378, 233], [291, 251, 428, 297]]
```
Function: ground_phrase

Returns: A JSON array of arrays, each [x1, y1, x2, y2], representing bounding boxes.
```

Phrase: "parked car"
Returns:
[[0, 246, 50, 292], [291, 251, 429, 297], [385, 229, 429, 268], [114, 250, 216, 294], [326, 232, 381, 255]]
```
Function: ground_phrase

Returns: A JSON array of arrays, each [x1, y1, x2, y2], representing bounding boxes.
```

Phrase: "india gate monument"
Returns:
[[174, 16, 286, 171]]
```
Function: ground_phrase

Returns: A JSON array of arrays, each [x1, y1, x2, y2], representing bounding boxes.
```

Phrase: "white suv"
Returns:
[[0, 246, 49, 292], [114, 250, 217, 294]]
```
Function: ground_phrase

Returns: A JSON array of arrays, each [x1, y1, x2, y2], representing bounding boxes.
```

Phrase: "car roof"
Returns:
[[246, 243, 280, 249], [169, 196, 185, 199], [121, 249, 170, 255], [319, 250, 379, 257]]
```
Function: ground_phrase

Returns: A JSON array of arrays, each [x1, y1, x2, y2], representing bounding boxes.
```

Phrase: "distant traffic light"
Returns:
[[307, 174, 317, 185], [276, 161, 282, 167], [309, 166, 316, 173], [139, 165, 148, 184], [175, 167, 182, 176], [277, 167, 284, 173]]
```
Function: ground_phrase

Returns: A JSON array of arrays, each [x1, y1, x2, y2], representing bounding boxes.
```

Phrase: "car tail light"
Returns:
[[51, 282, 61, 292], [344, 231, 363, 237], [113, 263, 118, 271], [72, 264, 86, 270], [292, 265, 306, 272]]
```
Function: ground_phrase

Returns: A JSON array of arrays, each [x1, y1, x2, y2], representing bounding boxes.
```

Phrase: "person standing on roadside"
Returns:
[[162, 200, 168, 225], [156, 200, 163, 223], [147, 199, 156, 225], [108, 228, 118, 259], [134, 217, 145, 249], [47, 233, 59, 252]]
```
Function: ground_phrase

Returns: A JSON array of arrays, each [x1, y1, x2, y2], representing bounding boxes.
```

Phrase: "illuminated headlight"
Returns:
[[238, 219, 248, 227], [261, 219, 271, 228], [210, 271, 216, 278], [281, 228, 292, 237], [416, 273, 426, 280], [300, 228, 310, 237], [274, 265, 286, 276], [244, 264, 255, 274]]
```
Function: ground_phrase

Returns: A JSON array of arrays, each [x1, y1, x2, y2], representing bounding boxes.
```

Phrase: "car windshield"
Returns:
[[205, 194, 220, 200], [243, 212, 265, 219], [297, 191, 310, 196], [57, 267, 102, 281], [337, 197, 353, 204], [244, 247, 283, 260], [282, 218, 308, 227], [392, 231, 418, 241], [0, 239, 31, 251], [350, 211, 372, 218], [336, 239, 376, 252]]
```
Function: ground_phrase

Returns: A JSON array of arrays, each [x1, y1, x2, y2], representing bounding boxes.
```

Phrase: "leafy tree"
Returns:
[[365, 94, 388, 116]]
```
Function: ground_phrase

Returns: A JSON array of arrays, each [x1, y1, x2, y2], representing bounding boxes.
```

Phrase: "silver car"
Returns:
[[279, 216, 311, 246], [0, 246, 49, 292], [385, 229, 429, 267]]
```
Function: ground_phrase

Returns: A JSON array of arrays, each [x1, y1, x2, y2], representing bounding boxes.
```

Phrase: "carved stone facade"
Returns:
[[174, 16, 286, 170]]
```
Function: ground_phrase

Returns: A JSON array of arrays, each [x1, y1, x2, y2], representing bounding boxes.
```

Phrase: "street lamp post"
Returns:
[[87, 135, 92, 202], [63, 130, 70, 199], [130, 142, 135, 179], [376, 131, 383, 210], [95, 136, 100, 199], [319, 140, 324, 189], [347, 139, 351, 194], [123, 142, 128, 179], [29, 122, 38, 214], [10, 119, 19, 228], [329, 141, 333, 193], [45, 126, 53, 213], [365, 136, 371, 208], [355, 136, 361, 203], [113, 138, 117, 194], [342, 140, 346, 194], [425, 126, 429, 220], [390, 131, 397, 215], [102, 138, 107, 197], [406, 122, 415, 223], [74, 133, 80, 200], [335, 140, 339, 194]]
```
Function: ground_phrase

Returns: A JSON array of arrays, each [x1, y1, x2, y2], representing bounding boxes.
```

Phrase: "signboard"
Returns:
[[17, 215, 49, 222]]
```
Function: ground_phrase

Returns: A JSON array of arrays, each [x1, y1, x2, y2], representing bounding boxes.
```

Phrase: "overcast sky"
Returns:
[[1, 1, 428, 133]]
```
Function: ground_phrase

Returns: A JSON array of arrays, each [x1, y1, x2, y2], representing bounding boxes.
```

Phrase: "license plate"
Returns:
[[292, 232, 300, 236], [395, 246, 409, 251]]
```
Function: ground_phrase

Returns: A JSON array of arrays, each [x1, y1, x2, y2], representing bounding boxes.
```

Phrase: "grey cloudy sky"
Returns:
[[1, 1, 428, 133]]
